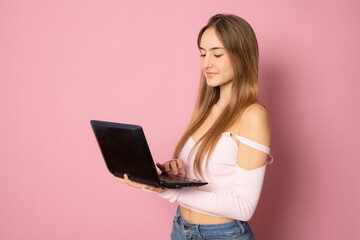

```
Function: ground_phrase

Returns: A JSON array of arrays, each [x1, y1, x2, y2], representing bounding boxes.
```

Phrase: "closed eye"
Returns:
[[200, 52, 224, 58]]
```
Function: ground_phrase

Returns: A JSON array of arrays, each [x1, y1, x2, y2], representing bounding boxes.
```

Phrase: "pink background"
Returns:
[[1, 0, 359, 239]]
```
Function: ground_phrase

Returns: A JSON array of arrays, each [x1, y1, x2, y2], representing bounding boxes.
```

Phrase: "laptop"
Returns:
[[90, 120, 207, 189]]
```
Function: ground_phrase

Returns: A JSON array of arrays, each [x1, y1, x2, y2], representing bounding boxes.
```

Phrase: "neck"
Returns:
[[215, 82, 232, 109]]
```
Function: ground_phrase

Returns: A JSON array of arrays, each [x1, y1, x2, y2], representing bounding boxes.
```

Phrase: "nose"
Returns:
[[202, 56, 213, 69]]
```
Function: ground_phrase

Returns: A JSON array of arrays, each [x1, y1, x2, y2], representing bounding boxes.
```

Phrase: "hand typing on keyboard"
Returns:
[[115, 159, 186, 193], [156, 159, 186, 177]]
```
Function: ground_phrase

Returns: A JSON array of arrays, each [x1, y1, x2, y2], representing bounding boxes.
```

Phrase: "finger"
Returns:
[[176, 159, 184, 169], [124, 174, 142, 188], [164, 162, 171, 173], [124, 174, 132, 185], [170, 161, 179, 175], [143, 185, 167, 193], [143, 185, 155, 191], [115, 177, 125, 183], [156, 162, 165, 172]]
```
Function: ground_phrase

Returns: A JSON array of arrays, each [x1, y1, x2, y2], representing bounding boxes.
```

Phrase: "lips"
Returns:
[[205, 72, 218, 78]]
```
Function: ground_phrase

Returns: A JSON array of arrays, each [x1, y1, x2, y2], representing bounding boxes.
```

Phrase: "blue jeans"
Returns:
[[171, 207, 255, 240]]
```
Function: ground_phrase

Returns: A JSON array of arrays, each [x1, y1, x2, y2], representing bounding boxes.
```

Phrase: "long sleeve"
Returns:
[[154, 131, 272, 221], [156, 165, 266, 221]]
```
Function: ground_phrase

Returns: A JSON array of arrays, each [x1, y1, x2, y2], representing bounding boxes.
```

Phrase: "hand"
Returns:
[[115, 174, 167, 193], [156, 159, 186, 177]]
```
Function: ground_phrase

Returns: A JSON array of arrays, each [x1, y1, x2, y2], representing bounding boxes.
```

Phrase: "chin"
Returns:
[[206, 79, 220, 88], [206, 77, 233, 88]]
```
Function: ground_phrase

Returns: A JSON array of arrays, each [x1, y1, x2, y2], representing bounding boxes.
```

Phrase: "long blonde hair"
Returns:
[[173, 14, 259, 178]]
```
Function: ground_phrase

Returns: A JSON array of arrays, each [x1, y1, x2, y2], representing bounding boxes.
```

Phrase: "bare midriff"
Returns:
[[179, 205, 233, 224]]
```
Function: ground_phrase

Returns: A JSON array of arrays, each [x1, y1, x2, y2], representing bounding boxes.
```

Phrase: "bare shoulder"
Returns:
[[240, 103, 268, 123], [233, 103, 271, 146]]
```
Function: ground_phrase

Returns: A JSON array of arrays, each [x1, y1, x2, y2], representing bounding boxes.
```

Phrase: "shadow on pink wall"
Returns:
[[253, 59, 300, 238]]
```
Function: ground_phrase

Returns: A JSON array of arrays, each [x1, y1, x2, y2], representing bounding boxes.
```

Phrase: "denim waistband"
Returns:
[[174, 206, 249, 236]]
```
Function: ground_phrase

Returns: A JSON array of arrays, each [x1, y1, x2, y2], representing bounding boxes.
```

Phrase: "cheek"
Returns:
[[219, 61, 234, 75], [200, 59, 205, 70]]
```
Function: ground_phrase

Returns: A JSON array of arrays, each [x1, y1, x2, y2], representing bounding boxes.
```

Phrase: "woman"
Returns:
[[117, 13, 273, 240]]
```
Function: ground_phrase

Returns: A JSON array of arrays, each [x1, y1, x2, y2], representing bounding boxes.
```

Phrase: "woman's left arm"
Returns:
[[156, 104, 272, 221]]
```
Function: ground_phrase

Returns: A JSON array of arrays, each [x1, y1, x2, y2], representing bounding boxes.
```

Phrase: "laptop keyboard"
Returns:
[[159, 174, 199, 183]]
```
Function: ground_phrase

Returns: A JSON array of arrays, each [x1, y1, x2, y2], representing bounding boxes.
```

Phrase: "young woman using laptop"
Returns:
[[116, 13, 273, 240]]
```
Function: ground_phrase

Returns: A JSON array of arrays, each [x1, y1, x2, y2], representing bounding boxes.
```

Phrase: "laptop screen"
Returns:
[[91, 121, 160, 183]]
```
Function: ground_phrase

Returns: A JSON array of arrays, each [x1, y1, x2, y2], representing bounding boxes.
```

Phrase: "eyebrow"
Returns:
[[199, 47, 224, 51]]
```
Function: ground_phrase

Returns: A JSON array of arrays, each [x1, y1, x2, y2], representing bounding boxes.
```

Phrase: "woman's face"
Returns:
[[199, 28, 235, 88]]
